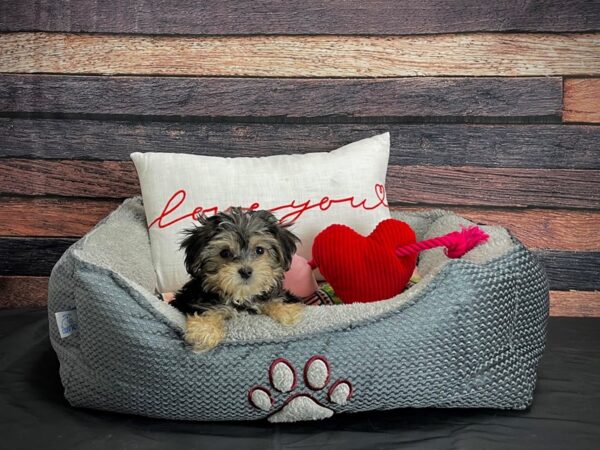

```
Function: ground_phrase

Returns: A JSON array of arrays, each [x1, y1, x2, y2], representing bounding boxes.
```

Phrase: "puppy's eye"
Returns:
[[255, 246, 265, 255], [219, 249, 232, 259]]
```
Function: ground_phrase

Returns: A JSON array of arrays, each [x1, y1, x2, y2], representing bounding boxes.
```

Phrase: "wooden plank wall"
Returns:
[[0, 0, 599, 316]]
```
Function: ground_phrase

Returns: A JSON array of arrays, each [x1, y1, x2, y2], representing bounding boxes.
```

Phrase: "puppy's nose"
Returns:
[[238, 267, 253, 280]]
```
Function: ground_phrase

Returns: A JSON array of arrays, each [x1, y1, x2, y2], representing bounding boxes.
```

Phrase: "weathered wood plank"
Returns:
[[0, 276, 48, 309], [564, 78, 600, 123], [2, 33, 599, 77], [0, 238, 596, 289], [0, 198, 120, 237], [398, 207, 600, 251], [2, 160, 598, 209], [0, 160, 139, 197], [0, 75, 562, 119], [0, 238, 75, 276], [387, 166, 600, 209], [2, 1, 600, 35], [3, 120, 600, 169], [538, 251, 600, 291], [550, 291, 600, 317], [3, 199, 599, 252]]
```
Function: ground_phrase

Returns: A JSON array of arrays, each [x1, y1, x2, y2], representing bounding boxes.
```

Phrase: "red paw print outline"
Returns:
[[248, 355, 353, 423]]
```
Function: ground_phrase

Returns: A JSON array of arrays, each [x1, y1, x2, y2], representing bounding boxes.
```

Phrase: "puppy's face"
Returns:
[[181, 208, 298, 303]]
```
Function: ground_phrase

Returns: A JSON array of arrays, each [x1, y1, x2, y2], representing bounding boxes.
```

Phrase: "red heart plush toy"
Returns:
[[311, 219, 418, 303], [308, 219, 489, 304]]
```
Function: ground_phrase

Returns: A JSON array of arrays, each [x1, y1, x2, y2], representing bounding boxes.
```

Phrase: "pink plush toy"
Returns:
[[283, 254, 319, 298]]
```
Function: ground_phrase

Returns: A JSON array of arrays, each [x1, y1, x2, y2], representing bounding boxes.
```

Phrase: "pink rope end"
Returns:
[[444, 225, 490, 258], [395, 225, 489, 259]]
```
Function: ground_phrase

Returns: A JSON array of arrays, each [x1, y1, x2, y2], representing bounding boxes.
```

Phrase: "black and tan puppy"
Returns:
[[170, 207, 305, 351]]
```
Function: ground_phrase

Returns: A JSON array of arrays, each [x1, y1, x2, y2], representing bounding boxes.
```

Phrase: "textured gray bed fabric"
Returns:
[[48, 198, 549, 422]]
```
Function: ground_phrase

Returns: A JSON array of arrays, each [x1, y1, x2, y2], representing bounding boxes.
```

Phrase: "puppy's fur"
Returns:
[[170, 208, 305, 351]]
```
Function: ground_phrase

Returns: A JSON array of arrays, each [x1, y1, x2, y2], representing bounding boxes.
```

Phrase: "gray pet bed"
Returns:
[[48, 198, 549, 423]]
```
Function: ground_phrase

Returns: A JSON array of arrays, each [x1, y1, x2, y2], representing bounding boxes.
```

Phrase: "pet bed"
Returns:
[[48, 198, 549, 423]]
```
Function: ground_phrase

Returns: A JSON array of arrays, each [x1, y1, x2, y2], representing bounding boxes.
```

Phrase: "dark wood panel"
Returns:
[[0, 276, 48, 309], [0, 198, 120, 237], [0, 238, 597, 290], [3, 33, 599, 77], [0, 75, 562, 119], [538, 251, 600, 291], [2, 1, 599, 35], [2, 160, 598, 209], [0, 237, 74, 276], [387, 166, 600, 209], [3, 120, 599, 169], [4, 198, 600, 252]]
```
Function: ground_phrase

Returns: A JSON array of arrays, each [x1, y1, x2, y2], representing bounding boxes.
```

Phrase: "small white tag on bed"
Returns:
[[55, 309, 79, 338]]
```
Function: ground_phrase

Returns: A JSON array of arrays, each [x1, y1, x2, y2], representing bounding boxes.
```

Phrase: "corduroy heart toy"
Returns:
[[308, 218, 489, 304]]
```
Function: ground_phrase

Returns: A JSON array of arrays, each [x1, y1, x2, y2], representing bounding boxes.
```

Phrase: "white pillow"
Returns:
[[131, 132, 391, 292]]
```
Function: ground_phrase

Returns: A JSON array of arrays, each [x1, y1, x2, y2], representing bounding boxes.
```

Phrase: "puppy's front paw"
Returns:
[[185, 312, 226, 351], [262, 302, 305, 326]]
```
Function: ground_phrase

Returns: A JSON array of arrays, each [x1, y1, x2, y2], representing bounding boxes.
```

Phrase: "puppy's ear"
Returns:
[[180, 214, 221, 276], [254, 211, 298, 271], [272, 224, 299, 271]]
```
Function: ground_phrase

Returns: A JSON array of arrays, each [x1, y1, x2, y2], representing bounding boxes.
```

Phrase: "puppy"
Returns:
[[170, 207, 305, 351]]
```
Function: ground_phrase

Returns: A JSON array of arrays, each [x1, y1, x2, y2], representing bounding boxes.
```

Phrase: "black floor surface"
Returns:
[[1, 309, 598, 450]]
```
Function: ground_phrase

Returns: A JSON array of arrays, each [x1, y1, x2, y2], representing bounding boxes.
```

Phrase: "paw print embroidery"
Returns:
[[248, 355, 353, 423]]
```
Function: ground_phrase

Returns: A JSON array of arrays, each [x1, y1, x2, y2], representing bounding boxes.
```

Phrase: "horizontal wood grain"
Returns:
[[387, 166, 600, 209], [3, 120, 600, 169], [0, 237, 75, 276], [563, 78, 600, 123], [0, 75, 562, 119], [2, 160, 598, 209], [537, 251, 600, 290], [3, 198, 599, 252], [0, 276, 49, 309], [0, 198, 120, 237], [549, 291, 600, 317], [0, 160, 139, 197], [2, 33, 600, 77], [2, 0, 599, 35], [398, 207, 600, 251]]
